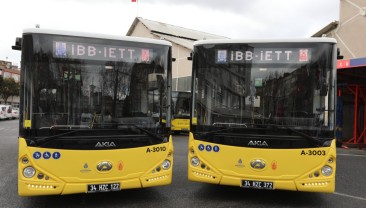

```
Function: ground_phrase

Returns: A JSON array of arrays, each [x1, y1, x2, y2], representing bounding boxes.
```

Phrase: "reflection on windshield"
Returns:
[[29, 61, 168, 132], [193, 43, 335, 131]]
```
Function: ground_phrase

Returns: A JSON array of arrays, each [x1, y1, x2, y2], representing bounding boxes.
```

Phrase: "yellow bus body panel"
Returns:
[[18, 136, 174, 196], [188, 133, 336, 193]]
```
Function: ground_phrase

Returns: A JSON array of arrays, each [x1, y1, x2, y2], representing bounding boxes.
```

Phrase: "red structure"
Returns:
[[345, 85, 366, 145], [337, 57, 366, 148]]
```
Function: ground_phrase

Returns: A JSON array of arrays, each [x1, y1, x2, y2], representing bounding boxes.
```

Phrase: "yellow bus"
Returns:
[[13, 28, 174, 196], [188, 38, 337, 193], [171, 91, 191, 134]]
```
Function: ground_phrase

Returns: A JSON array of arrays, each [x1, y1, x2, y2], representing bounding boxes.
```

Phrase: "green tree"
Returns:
[[0, 77, 20, 104]]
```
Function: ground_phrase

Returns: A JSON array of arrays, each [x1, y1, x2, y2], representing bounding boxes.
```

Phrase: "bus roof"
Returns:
[[193, 37, 337, 46], [22, 28, 172, 46]]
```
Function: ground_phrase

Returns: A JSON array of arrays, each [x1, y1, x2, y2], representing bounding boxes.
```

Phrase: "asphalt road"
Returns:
[[1, 119, 366, 208]]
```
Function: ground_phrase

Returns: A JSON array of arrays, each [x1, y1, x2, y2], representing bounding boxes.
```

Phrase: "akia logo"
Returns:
[[95, 141, 116, 148], [248, 140, 268, 147]]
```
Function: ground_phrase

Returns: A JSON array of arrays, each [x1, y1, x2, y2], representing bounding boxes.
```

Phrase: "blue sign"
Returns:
[[52, 152, 61, 159], [33, 151, 42, 159], [350, 57, 366, 67], [198, 144, 220, 152], [43, 151, 51, 159], [213, 145, 220, 152]]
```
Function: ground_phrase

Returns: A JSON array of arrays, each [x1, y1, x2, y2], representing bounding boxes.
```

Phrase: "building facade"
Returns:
[[126, 17, 227, 92], [313, 0, 366, 59]]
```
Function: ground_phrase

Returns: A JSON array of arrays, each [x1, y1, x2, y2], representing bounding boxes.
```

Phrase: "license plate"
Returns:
[[87, 183, 120, 193], [241, 180, 273, 190]]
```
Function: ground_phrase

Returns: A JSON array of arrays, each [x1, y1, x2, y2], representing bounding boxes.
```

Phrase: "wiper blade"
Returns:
[[32, 123, 164, 146], [198, 126, 248, 138], [248, 123, 327, 146], [32, 130, 83, 146], [117, 123, 164, 141], [284, 127, 323, 146]]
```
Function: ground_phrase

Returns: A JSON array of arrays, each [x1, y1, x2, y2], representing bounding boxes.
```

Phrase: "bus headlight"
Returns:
[[321, 165, 333, 176], [161, 160, 171, 170], [191, 157, 200, 167], [23, 166, 36, 178]]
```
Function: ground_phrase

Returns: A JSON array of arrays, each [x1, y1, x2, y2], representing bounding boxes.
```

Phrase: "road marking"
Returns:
[[337, 153, 366, 157], [334, 192, 366, 201]]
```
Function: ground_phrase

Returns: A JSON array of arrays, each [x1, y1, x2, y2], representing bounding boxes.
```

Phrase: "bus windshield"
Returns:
[[20, 32, 172, 148], [192, 41, 336, 140], [172, 91, 190, 119]]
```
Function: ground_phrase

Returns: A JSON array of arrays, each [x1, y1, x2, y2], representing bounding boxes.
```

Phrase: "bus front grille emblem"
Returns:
[[97, 161, 113, 172], [250, 159, 266, 170]]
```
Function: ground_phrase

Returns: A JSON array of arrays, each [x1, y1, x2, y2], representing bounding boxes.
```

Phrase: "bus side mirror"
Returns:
[[12, 37, 22, 51], [337, 48, 343, 60], [187, 52, 193, 61]]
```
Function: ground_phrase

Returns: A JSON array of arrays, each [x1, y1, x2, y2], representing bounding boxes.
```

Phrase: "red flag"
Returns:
[[131, 0, 137, 2]]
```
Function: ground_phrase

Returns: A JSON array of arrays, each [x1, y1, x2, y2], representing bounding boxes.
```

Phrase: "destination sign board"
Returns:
[[53, 41, 153, 63], [216, 48, 311, 64]]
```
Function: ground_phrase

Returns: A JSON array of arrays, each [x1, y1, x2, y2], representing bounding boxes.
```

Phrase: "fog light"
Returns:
[[37, 173, 44, 179], [162, 160, 171, 170], [22, 157, 29, 164], [191, 157, 200, 167], [23, 166, 36, 178], [321, 165, 333, 176]]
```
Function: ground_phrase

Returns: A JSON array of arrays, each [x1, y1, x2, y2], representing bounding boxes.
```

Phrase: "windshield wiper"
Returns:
[[32, 123, 164, 146], [283, 127, 323, 146], [198, 125, 248, 139], [248, 123, 329, 147], [32, 124, 90, 145], [198, 123, 330, 147], [32, 130, 83, 146], [116, 123, 165, 141]]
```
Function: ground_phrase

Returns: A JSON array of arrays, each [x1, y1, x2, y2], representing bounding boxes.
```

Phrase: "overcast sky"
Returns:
[[1, 0, 339, 66]]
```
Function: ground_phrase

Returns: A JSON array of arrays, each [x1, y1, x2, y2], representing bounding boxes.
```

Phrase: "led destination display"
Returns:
[[54, 41, 153, 63], [216, 48, 311, 64]]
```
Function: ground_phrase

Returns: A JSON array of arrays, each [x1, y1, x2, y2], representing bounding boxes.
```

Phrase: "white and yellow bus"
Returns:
[[13, 28, 174, 196], [171, 91, 191, 134], [188, 38, 337, 193]]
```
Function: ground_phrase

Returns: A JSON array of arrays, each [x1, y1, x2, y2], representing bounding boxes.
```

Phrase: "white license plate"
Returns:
[[241, 180, 273, 190], [87, 183, 120, 193]]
